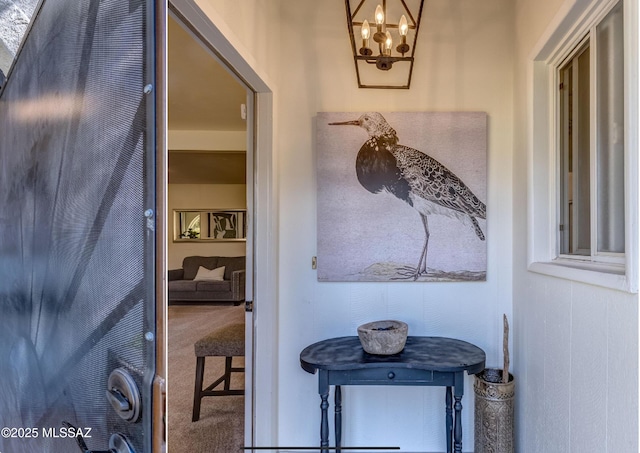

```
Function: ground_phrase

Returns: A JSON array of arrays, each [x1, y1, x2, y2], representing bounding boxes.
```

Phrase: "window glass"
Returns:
[[596, 2, 625, 253], [559, 45, 591, 255]]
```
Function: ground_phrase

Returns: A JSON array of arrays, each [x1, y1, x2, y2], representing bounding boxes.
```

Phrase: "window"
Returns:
[[557, 2, 625, 263], [528, 0, 637, 292]]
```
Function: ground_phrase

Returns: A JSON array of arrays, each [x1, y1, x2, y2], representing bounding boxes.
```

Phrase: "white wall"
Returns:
[[285, 0, 515, 449], [197, 1, 514, 451], [513, 0, 638, 452], [198, 0, 513, 451], [167, 183, 246, 269], [179, 0, 640, 451]]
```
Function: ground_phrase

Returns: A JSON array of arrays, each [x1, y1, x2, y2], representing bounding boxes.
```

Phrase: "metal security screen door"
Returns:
[[0, 0, 157, 452]]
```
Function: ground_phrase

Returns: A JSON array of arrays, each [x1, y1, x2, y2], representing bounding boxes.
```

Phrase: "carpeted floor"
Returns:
[[167, 304, 245, 453]]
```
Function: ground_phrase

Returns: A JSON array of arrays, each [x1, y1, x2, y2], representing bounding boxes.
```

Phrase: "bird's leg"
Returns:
[[395, 215, 430, 280], [417, 215, 430, 275]]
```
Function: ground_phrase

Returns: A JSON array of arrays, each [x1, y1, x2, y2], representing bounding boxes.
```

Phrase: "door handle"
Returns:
[[106, 368, 141, 422], [105, 388, 131, 412]]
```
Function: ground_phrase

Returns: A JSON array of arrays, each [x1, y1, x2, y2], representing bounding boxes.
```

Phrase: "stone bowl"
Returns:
[[357, 320, 408, 355]]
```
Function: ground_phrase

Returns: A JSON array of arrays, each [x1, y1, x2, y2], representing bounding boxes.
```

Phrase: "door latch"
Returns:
[[106, 368, 141, 422]]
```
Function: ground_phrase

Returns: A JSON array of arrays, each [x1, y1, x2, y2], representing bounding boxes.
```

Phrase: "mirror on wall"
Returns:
[[173, 209, 246, 242]]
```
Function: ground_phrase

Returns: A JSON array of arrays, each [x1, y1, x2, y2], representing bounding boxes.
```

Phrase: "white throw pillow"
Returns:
[[193, 266, 226, 281]]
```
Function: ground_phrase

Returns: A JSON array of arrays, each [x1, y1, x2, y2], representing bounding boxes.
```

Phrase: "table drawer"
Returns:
[[329, 367, 434, 385]]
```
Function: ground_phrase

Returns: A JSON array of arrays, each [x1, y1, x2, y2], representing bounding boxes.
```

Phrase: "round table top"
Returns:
[[300, 336, 486, 375]]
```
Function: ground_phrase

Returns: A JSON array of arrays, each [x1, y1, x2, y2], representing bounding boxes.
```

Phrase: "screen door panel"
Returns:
[[0, 0, 155, 452]]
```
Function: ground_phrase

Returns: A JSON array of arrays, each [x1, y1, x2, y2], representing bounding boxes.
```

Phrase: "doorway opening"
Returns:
[[166, 12, 252, 452], [166, 1, 278, 449]]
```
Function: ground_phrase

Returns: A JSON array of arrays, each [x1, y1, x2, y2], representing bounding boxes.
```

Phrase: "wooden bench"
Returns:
[[192, 323, 245, 422]]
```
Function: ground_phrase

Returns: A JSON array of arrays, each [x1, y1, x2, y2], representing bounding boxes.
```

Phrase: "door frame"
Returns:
[[165, 1, 278, 449], [154, 1, 167, 452]]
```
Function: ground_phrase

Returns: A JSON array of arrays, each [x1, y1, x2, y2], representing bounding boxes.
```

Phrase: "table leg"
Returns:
[[320, 391, 329, 453], [335, 385, 342, 453], [445, 386, 453, 453], [454, 394, 463, 453]]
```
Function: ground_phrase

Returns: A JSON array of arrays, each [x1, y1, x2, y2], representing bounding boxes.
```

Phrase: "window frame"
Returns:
[[527, 0, 638, 292]]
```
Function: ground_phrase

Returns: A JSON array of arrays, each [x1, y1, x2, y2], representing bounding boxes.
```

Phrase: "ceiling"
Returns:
[[168, 16, 247, 184]]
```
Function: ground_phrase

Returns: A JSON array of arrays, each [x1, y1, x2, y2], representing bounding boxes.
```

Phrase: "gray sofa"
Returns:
[[168, 256, 245, 304]]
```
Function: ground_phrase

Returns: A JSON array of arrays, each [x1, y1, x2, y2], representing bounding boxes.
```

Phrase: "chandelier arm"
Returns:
[[400, 0, 417, 27], [409, 0, 425, 58], [357, 56, 413, 63], [344, 1, 360, 60], [353, 21, 415, 30], [351, 0, 367, 19], [383, 0, 387, 25]]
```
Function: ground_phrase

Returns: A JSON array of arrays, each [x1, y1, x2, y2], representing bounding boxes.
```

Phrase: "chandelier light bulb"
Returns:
[[372, 4, 386, 43], [384, 31, 392, 55], [375, 5, 384, 25], [396, 14, 410, 54], [361, 20, 370, 40], [359, 20, 373, 55], [399, 15, 408, 36]]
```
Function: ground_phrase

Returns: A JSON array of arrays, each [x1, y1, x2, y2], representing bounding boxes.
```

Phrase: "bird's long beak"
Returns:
[[328, 119, 360, 126]]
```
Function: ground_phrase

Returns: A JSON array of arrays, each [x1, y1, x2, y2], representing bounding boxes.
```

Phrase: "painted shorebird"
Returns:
[[329, 112, 486, 279]]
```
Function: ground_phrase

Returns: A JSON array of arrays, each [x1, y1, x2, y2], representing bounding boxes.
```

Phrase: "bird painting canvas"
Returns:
[[317, 111, 487, 282]]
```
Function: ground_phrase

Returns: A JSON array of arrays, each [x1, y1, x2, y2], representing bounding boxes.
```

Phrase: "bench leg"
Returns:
[[192, 356, 205, 422], [224, 356, 232, 391]]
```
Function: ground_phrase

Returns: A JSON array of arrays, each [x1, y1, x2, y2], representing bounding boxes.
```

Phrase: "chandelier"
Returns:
[[344, 0, 425, 89]]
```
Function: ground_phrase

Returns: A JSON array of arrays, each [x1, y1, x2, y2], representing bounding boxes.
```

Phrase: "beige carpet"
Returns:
[[167, 304, 245, 453]]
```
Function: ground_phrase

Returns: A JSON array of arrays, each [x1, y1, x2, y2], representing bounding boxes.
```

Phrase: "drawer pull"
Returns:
[[387, 371, 395, 379]]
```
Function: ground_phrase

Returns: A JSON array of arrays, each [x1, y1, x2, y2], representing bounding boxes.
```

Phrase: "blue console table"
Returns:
[[300, 336, 486, 453]]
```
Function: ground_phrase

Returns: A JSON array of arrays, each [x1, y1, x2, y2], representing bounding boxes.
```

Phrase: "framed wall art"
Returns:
[[316, 111, 487, 282], [173, 209, 246, 242]]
